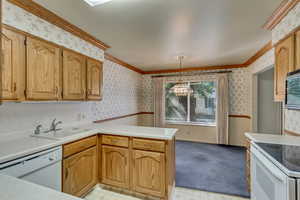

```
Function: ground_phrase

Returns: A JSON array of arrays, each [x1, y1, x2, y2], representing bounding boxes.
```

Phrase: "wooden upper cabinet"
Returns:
[[102, 145, 129, 189], [62, 49, 86, 100], [63, 147, 98, 197], [274, 35, 295, 102], [26, 37, 61, 100], [1, 27, 25, 100], [87, 58, 103, 100], [133, 150, 165, 197], [296, 30, 300, 70]]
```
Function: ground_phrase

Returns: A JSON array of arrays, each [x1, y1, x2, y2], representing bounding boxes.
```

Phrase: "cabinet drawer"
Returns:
[[133, 138, 165, 152], [102, 135, 129, 148], [63, 136, 97, 158]]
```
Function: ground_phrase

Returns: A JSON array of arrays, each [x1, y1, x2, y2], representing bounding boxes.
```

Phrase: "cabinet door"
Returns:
[[26, 37, 61, 100], [274, 35, 295, 102], [63, 147, 98, 197], [1, 27, 25, 100], [133, 150, 165, 197], [296, 30, 300, 70], [87, 58, 103, 100], [62, 49, 86, 100], [102, 145, 129, 189]]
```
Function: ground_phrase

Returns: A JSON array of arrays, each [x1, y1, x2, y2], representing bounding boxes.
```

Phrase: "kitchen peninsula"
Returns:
[[0, 124, 177, 200]]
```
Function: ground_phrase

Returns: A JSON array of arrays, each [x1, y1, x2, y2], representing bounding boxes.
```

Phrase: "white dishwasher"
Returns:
[[0, 146, 62, 191]]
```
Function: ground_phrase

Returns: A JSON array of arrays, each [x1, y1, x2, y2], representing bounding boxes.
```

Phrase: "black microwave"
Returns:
[[286, 69, 300, 110]]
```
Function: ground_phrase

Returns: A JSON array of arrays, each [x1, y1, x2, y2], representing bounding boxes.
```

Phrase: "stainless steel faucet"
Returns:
[[34, 124, 42, 135], [49, 118, 62, 132]]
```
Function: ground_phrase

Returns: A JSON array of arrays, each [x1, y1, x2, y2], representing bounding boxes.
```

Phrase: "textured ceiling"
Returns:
[[34, 0, 282, 71]]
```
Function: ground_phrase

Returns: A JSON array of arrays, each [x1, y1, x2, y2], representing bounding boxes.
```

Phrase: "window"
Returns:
[[165, 81, 216, 125]]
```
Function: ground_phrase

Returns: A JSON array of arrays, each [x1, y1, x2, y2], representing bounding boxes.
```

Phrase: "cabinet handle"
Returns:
[[65, 168, 69, 179], [13, 83, 17, 92]]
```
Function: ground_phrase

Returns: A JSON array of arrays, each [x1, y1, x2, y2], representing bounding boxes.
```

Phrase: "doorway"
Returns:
[[256, 67, 282, 134]]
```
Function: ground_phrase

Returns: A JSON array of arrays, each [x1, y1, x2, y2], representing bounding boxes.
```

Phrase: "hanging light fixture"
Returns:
[[170, 56, 193, 96]]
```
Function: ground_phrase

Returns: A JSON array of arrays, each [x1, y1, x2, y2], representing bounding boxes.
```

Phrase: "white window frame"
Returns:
[[165, 81, 216, 126]]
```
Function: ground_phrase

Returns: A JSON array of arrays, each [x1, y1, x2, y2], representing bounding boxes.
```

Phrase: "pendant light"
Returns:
[[170, 56, 193, 96]]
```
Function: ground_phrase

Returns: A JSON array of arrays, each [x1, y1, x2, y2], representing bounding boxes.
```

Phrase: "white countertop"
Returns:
[[0, 124, 177, 200], [245, 132, 300, 146], [0, 174, 82, 200], [0, 124, 177, 163]]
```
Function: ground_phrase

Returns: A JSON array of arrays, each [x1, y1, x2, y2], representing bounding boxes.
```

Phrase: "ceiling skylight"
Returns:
[[83, 0, 112, 7]]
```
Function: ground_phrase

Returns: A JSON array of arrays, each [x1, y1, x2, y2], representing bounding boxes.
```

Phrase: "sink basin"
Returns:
[[31, 127, 93, 140]]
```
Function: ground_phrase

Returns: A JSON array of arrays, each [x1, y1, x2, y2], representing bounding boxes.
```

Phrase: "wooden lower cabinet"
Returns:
[[63, 147, 98, 197], [62, 135, 175, 200], [133, 150, 166, 198], [102, 145, 130, 189]]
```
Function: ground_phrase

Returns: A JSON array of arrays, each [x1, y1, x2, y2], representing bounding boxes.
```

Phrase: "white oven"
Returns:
[[251, 145, 297, 200]]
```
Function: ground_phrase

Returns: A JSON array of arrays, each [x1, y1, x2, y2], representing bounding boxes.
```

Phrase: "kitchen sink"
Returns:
[[31, 127, 93, 140]]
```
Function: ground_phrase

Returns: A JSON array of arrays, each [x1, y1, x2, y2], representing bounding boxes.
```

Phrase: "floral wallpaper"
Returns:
[[229, 68, 251, 115], [249, 48, 275, 74], [0, 0, 143, 134], [284, 109, 300, 133], [142, 68, 251, 116], [271, 2, 300, 134], [89, 60, 143, 121], [272, 2, 300, 44], [3, 0, 299, 135], [2, 0, 104, 61]]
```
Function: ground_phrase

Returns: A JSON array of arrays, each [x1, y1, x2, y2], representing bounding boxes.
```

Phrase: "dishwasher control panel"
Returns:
[[0, 146, 62, 178]]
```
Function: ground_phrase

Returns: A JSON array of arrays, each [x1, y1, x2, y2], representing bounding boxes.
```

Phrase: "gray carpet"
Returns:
[[176, 141, 250, 198]]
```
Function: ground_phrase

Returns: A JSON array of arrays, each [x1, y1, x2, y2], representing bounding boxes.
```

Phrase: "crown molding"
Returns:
[[104, 53, 144, 74], [244, 41, 273, 66], [263, 0, 299, 30], [142, 64, 247, 75], [7, 0, 110, 50]]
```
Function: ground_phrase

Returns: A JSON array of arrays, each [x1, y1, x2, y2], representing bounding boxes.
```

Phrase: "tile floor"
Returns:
[[85, 186, 250, 200]]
